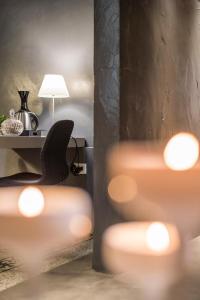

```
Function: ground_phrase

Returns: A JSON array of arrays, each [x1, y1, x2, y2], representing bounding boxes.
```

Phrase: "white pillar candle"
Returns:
[[103, 222, 181, 300], [107, 133, 200, 237], [0, 186, 92, 264]]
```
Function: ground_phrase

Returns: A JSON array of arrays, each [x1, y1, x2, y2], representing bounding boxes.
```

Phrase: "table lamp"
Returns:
[[38, 74, 70, 124]]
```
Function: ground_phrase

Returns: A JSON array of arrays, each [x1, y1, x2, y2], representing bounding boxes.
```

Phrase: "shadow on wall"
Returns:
[[39, 98, 94, 146]]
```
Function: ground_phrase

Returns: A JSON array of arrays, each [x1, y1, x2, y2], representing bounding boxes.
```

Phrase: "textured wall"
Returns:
[[0, 0, 93, 145], [93, 0, 121, 271], [120, 0, 200, 141], [0, 0, 93, 179], [93, 0, 200, 271]]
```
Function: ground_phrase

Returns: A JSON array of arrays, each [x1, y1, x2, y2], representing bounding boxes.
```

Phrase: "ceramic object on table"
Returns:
[[1, 109, 23, 136]]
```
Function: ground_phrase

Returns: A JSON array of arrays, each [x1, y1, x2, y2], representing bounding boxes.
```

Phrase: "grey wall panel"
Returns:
[[93, 0, 121, 271], [0, 0, 94, 146]]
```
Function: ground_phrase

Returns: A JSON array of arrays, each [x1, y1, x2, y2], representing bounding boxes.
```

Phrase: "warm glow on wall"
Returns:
[[164, 133, 199, 171], [72, 80, 91, 94], [18, 187, 45, 218]]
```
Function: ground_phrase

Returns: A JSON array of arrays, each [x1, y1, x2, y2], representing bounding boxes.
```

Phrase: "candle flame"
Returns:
[[146, 222, 170, 253], [164, 133, 199, 171], [18, 187, 45, 218]]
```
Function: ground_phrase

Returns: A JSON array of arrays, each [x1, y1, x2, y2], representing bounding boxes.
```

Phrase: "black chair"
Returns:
[[0, 120, 74, 187]]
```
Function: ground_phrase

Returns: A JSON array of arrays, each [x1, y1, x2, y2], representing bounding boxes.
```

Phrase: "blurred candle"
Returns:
[[103, 222, 181, 300], [0, 186, 92, 299], [107, 133, 200, 237]]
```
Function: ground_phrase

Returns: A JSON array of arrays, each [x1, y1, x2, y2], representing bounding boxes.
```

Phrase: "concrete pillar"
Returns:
[[93, 0, 200, 271]]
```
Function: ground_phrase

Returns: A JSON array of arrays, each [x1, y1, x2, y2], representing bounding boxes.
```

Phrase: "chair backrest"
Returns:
[[40, 120, 74, 185]]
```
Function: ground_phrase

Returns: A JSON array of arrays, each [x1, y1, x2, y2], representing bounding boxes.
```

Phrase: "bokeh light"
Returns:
[[146, 222, 170, 253], [18, 187, 45, 218], [69, 214, 92, 238], [164, 133, 199, 171], [108, 175, 138, 203]]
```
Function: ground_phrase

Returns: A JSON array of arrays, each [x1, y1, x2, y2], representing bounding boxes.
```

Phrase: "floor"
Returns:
[[0, 255, 137, 300], [0, 255, 200, 300], [0, 239, 92, 292], [1, 238, 200, 299]]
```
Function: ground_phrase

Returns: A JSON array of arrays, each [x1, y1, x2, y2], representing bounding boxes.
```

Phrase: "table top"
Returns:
[[0, 136, 86, 149]]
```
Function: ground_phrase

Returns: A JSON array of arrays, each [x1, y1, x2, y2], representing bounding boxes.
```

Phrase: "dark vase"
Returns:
[[18, 91, 30, 111], [15, 91, 39, 131]]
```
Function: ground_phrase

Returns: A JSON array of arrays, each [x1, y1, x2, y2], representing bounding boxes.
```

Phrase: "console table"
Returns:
[[0, 136, 86, 149]]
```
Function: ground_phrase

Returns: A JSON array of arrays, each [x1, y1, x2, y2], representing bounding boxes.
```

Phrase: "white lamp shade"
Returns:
[[38, 74, 70, 99]]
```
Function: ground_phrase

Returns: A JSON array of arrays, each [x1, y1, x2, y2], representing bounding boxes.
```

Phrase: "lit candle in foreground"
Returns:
[[103, 222, 181, 300], [0, 186, 92, 299], [0, 186, 92, 279], [108, 133, 200, 237]]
